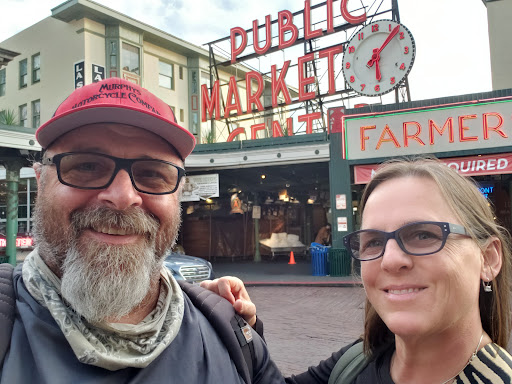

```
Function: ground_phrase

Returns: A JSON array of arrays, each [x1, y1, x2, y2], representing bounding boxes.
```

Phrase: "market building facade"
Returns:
[[0, 0, 284, 261], [1, 0, 511, 268]]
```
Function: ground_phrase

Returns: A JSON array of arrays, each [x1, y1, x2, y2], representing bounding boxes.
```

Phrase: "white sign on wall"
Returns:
[[336, 194, 347, 210], [92, 64, 105, 83], [337, 217, 348, 232], [74, 60, 85, 89], [181, 174, 219, 202]]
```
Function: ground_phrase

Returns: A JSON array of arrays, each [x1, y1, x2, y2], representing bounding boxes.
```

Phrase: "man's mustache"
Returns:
[[69, 206, 160, 239]]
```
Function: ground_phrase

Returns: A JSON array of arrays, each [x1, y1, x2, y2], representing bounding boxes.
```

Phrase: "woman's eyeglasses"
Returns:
[[343, 221, 470, 261]]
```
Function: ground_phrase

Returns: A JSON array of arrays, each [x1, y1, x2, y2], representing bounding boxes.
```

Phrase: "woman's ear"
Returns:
[[481, 236, 502, 281]]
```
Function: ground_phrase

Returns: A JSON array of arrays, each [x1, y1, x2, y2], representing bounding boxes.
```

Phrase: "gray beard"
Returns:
[[61, 238, 159, 323], [32, 203, 181, 323]]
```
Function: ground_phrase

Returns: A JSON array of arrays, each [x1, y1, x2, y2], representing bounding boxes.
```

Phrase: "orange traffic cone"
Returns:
[[288, 251, 296, 265]]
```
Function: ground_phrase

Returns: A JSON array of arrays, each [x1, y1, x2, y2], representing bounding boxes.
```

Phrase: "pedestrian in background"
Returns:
[[315, 223, 332, 246]]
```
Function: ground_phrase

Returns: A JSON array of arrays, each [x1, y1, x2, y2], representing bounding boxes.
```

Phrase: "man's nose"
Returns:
[[96, 169, 143, 210]]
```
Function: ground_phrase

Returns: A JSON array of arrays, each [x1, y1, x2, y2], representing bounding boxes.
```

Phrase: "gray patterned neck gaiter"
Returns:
[[22, 249, 185, 371]]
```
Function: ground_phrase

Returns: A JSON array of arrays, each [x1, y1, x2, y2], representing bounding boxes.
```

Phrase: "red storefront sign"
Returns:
[[354, 153, 512, 184], [0, 237, 34, 248]]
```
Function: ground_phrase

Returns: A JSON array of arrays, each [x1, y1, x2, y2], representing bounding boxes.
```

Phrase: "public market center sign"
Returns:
[[201, 0, 368, 141]]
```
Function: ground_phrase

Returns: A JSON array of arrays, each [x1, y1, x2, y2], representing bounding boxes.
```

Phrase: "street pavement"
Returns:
[[212, 259, 365, 376], [212, 259, 361, 286], [246, 286, 366, 377], [214, 260, 512, 376]]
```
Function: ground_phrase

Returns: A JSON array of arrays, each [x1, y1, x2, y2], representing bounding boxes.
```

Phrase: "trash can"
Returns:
[[329, 248, 351, 277], [310, 244, 329, 276]]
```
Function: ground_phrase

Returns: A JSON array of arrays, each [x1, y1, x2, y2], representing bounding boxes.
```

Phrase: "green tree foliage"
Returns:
[[0, 109, 18, 125]]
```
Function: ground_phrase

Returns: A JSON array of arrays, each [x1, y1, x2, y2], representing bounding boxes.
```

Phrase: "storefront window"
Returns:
[[0, 177, 36, 236], [18, 179, 28, 223], [0, 180, 6, 222]]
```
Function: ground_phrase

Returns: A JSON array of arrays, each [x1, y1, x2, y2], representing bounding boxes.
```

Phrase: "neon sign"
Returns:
[[202, 0, 370, 142], [478, 183, 495, 199], [230, 0, 367, 63], [0, 237, 34, 248]]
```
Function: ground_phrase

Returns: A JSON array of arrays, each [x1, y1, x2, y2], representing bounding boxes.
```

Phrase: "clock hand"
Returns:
[[367, 48, 379, 68], [366, 24, 400, 68], [377, 25, 400, 54], [375, 58, 381, 81], [366, 48, 382, 80]]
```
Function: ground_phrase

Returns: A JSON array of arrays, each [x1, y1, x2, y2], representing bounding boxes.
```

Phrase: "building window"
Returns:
[[0, 69, 5, 97], [179, 66, 183, 80], [109, 40, 118, 69], [191, 112, 199, 135], [19, 104, 27, 127], [32, 100, 40, 127], [32, 53, 40, 83], [19, 59, 27, 88], [180, 108, 184, 122], [170, 105, 176, 117], [121, 43, 140, 74], [159, 61, 174, 89]]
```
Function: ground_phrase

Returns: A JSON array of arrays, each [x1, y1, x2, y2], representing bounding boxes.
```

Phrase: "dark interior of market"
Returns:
[[179, 162, 332, 260]]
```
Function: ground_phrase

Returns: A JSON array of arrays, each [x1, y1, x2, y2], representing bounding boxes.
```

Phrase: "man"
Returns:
[[314, 223, 331, 246], [1, 78, 284, 383]]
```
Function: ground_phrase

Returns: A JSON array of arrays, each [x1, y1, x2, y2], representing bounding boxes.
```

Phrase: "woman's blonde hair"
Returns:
[[358, 157, 511, 354]]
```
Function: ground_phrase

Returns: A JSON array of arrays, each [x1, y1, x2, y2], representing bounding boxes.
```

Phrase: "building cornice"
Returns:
[[185, 142, 330, 171], [0, 125, 41, 151], [0, 47, 20, 67], [52, 0, 212, 59]]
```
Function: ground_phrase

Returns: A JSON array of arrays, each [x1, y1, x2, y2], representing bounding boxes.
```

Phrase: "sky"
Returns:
[[0, 0, 492, 104]]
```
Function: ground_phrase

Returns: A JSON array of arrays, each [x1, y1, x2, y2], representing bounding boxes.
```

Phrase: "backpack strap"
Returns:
[[0, 263, 15, 365], [328, 341, 368, 384], [178, 281, 255, 384]]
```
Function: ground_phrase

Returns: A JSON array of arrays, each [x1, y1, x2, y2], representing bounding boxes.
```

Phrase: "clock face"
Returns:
[[342, 20, 416, 97]]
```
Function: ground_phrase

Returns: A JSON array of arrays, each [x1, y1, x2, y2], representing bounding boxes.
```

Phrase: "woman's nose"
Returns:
[[380, 238, 414, 272]]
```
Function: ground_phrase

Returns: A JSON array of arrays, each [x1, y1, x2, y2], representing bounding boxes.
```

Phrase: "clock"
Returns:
[[342, 20, 416, 97]]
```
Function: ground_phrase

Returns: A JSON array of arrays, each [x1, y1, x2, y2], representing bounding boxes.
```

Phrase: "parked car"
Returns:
[[164, 252, 214, 282]]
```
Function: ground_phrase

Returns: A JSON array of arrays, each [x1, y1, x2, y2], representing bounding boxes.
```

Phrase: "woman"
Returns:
[[202, 158, 512, 383]]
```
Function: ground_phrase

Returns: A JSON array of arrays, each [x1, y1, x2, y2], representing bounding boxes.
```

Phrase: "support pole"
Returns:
[[4, 159, 22, 266], [253, 193, 261, 262], [254, 217, 261, 263]]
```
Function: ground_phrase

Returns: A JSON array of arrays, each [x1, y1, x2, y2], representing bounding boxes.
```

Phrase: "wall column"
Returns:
[[328, 132, 353, 248], [4, 159, 22, 266]]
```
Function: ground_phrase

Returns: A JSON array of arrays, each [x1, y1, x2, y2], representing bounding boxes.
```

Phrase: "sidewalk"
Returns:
[[211, 259, 362, 287]]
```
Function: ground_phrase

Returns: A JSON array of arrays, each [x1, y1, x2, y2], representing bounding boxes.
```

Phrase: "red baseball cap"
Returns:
[[36, 78, 196, 159]]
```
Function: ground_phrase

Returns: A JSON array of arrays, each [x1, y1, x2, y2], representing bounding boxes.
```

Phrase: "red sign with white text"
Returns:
[[354, 153, 512, 184], [0, 237, 34, 248]]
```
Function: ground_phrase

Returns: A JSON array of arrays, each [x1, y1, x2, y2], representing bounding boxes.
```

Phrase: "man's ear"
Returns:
[[33, 162, 42, 185], [481, 236, 502, 281]]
